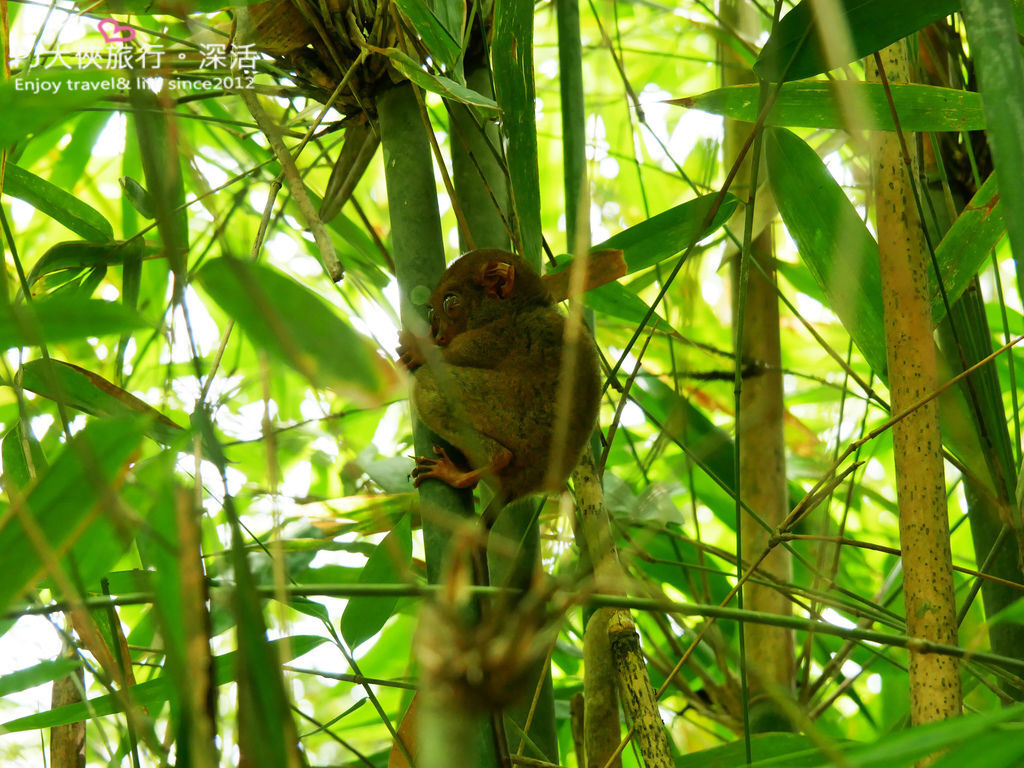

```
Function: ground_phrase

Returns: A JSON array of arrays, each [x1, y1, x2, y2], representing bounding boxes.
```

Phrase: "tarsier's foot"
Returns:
[[412, 445, 480, 489]]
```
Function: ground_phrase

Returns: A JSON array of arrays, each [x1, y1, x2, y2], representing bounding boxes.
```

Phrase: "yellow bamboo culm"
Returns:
[[869, 42, 963, 736]]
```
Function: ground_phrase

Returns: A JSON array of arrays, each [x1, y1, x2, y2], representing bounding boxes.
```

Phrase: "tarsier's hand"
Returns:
[[396, 330, 429, 371]]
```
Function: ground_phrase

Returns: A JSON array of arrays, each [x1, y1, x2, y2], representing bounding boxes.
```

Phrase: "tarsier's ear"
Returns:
[[481, 259, 515, 299]]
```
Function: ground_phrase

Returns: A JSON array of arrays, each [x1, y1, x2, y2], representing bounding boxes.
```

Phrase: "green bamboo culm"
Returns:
[[379, 80, 498, 768], [379, 81, 476, 584]]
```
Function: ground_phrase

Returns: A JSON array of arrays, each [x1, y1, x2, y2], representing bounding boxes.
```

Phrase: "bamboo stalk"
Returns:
[[379, 80, 497, 768], [608, 611, 673, 768], [870, 43, 962, 732], [722, 0, 794, 731]]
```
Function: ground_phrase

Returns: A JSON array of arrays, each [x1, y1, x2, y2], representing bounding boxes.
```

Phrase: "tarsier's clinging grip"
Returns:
[[397, 249, 601, 516]]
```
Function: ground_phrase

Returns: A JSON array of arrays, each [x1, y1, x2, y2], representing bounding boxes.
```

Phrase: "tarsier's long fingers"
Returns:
[[411, 445, 480, 489]]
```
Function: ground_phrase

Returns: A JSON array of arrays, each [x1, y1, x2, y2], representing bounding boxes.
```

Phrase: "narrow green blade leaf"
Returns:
[[585, 282, 673, 331], [676, 732, 822, 767], [594, 193, 740, 273], [0, 635, 328, 731], [0, 296, 150, 350], [393, 0, 462, 70], [962, 0, 1024, 296], [374, 47, 498, 110], [0, 658, 83, 698], [0, 417, 147, 613], [932, 173, 1004, 324], [4, 164, 113, 243], [195, 257, 389, 404], [765, 127, 886, 376], [341, 514, 412, 649], [19, 359, 185, 446], [119, 176, 156, 219], [810, 701, 1024, 768], [28, 240, 143, 288], [0, 73, 114, 149], [0, 421, 47, 493], [129, 86, 188, 277], [676, 82, 985, 132], [755, 0, 960, 82]]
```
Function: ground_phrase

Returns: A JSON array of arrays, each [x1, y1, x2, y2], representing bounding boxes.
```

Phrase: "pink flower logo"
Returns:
[[97, 18, 136, 43]]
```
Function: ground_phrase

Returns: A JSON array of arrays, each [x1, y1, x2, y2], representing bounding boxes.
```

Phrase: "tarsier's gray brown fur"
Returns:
[[398, 249, 601, 512]]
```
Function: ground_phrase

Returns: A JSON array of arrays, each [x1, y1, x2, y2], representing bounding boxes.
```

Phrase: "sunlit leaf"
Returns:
[[0, 417, 147, 613], [341, 514, 413, 649], [372, 47, 498, 111], [119, 176, 155, 219], [129, 86, 188, 277], [0, 636, 328, 731], [0, 422, 47, 493], [0, 658, 82, 698], [594, 193, 740, 273], [0, 73, 114, 150], [19, 359, 185, 446], [393, 0, 462, 70], [195, 257, 392, 404], [675, 83, 985, 132], [0, 296, 150, 350], [4, 164, 113, 243], [28, 240, 144, 288], [765, 126, 887, 376], [755, 0, 960, 82]]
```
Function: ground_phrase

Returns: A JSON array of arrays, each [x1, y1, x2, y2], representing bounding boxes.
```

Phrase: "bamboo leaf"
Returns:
[[0, 422, 47, 493], [19, 359, 186, 446], [28, 240, 144, 288], [0, 636, 327, 732], [932, 173, 1004, 324], [129, 86, 188, 279], [0, 73, 114, 150], [340, 513, 412, 649], [0, 658, 82, 698], [755, 0, 960, 82], [765, 127, 887, 376], [118, 176, 155, 219], [4, 164, 113, 243], [195, 257, 391, 404], [0, 417, 147, 613], [820, 701, 1024, 768], [393, 0, 462, 70], [372, 47, 498, 110], [0, 296, 150, 349], [675, 83, 985, 132], [961, 0, 1024, 301], [594, 193, 740, 273], [676, 732, 821, 767], [585, 282, 673, 331]]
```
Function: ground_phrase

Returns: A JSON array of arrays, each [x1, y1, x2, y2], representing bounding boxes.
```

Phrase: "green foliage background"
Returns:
[[2, 0, 1024, 766]]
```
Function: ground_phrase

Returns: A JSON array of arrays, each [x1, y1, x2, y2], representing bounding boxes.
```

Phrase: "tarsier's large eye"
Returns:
[[442, 293, 461, 315]]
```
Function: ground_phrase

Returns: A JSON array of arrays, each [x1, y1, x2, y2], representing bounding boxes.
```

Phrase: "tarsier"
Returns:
[[397, 249, 603, 527]]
